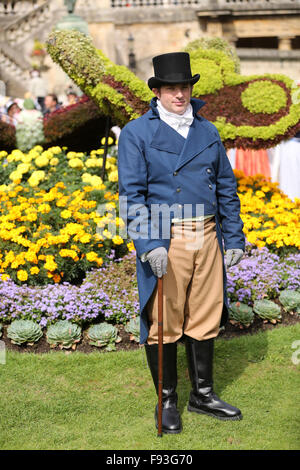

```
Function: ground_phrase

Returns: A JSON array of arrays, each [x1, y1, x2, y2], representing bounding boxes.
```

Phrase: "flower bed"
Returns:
[[234, 170, 300, 255], [0, 145, 131, 285]]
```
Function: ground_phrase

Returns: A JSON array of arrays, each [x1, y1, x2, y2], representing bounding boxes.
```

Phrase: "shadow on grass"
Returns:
[[175, 330, 269, 417]]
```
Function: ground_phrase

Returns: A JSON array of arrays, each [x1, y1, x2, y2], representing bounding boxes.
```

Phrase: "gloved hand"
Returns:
[[146, 247, 168, 278], [225, 248, 244, 268]]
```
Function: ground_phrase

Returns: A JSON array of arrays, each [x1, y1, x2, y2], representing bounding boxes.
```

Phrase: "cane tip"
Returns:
[[157, 433, 163, 438]]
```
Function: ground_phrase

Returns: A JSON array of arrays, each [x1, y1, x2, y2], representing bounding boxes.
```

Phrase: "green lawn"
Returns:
[[0, 324, 299, 450]]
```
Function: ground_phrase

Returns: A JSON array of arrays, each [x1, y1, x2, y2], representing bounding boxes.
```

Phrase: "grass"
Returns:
[[0, 323, 299, 450]]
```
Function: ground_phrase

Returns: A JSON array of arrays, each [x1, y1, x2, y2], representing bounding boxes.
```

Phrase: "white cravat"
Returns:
[[156, 100, 194, 138]]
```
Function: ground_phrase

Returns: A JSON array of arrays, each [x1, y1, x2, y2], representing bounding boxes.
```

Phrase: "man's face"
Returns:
[[152, 83, 193, 115], [44, 96, 55, 109]]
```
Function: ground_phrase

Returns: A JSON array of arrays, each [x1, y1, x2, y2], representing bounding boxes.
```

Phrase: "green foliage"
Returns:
[[96, 50, 153, 103], [241, 81, 287, 114], [125, 316, 140, 342], [7, 319, 43, 345], [229, 302, 254, 328], [86, 322, 120, 351], [253, 299, 282, 323], [90, 82, 139, 125], [183, 37, 240, 73], [47, 30, 105, 88], [279, 289, 300, 314], [46, 320, 82, 349]]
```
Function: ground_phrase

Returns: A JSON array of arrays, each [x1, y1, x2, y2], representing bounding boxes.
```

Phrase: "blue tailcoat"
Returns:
[[118, 97, 245, 344]]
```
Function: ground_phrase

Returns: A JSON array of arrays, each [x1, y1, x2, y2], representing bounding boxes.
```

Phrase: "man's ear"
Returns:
[[152, 87, 160, 99]]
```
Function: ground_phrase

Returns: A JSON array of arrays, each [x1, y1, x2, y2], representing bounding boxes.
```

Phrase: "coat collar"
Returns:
[[149, 97, 219, 169]]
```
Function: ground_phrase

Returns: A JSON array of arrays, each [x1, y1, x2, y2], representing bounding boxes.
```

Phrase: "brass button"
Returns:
[[173, 171, 178, 176], [208, 184, 213, 190], [206, 168, 212, 174], [176, 187, 181, 193]]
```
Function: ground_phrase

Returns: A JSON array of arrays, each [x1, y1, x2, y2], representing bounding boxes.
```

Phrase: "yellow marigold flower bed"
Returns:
[[234, 170, 300, 253], [0, 174, 124, 285]]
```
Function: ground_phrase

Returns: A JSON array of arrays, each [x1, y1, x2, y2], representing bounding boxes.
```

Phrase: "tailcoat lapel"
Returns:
[[174, 114, 219, 172], [150, 119, 186, 155]]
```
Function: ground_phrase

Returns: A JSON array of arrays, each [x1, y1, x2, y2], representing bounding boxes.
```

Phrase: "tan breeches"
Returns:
[[146, 217, 224, 345]]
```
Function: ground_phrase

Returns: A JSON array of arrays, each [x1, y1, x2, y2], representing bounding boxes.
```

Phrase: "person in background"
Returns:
[[43, 94, 61, 116], [1, 100, 21, 126], [28, 70, 47, 113], [66, 89, 78, 106]]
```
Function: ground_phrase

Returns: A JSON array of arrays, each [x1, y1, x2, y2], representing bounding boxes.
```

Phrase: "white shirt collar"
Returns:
[[156, 100, 194, 138]]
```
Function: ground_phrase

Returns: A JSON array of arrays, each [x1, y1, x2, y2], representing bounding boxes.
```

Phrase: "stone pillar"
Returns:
[[206, 19, 223, 38], [278, 36, 294, 51]]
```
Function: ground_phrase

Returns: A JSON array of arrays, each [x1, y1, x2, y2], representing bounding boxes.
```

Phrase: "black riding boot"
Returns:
[[145, 342, 182, 434], [185, 336, 242, 421]]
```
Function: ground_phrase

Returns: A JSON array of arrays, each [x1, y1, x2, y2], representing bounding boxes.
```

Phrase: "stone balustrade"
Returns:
[[109, 0, 300, 7], [0, 0, 46, 15], [0, 47, 30, 82], [2, 0, 52, 45]]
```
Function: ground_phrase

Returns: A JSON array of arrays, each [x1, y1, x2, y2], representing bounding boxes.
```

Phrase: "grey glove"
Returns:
[[146, 247, 168, 278], [225, 248, 244, 268]]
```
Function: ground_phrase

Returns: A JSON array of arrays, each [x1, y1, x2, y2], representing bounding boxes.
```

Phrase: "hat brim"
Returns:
[[148, 74, 200, 90]]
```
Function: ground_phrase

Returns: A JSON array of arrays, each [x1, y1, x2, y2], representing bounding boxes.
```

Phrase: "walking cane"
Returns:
[[157, 275, 163, 437]]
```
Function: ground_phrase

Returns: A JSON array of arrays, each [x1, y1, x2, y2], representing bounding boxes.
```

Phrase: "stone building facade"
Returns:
[[1, 0, 300, 98]]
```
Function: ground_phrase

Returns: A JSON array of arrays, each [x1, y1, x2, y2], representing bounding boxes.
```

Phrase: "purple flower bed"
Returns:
[[227, 242, 300, 305], [0, 280, 112, 327], [0, 245, 298, 327]]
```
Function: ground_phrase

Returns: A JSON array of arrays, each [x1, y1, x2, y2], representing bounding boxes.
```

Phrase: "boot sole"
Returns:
[[187, 404, 243, 421], [155, 413, 182, 434], [155, 422, 182, 434]]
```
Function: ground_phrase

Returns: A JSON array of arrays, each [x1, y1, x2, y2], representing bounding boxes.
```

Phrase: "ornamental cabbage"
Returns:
[[279, 290, 300, 314], [7, 319, 43, 345], [125, 316, 140, 342], [46, 320, 81, 349], [229, 302, 254, 328], [253, 299, 282, 323], [86, 322, 121, 351]]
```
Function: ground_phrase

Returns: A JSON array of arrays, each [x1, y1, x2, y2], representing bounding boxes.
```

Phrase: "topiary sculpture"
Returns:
[[46, 30, 300, 150]]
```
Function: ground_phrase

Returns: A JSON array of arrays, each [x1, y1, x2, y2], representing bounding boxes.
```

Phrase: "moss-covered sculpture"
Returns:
[[46, 30, 300, 150]]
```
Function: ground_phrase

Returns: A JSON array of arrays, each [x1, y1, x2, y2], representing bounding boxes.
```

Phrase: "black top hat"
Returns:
[[148, 52, 200, 90]]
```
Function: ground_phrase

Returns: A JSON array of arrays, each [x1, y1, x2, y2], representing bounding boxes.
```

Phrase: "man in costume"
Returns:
[[118, 52, 245, 434]]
